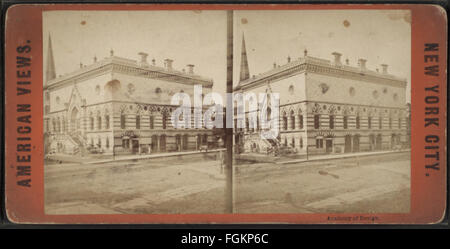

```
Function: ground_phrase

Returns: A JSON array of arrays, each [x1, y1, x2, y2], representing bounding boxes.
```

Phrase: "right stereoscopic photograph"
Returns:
[[232, 10, 411, 214]]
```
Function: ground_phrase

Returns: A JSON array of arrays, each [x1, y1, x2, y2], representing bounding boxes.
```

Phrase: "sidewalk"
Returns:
[[235, 149, 410, 165], [47, 148, 226, 165], [278, 149, 410, 165]]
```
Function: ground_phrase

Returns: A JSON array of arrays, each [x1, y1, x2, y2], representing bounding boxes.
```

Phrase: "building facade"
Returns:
[[44, 35, 220, 156], [234, 36, 409, 156]]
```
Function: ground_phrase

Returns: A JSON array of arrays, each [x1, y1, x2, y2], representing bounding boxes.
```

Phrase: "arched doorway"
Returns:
[[197, 134, 202, 150], [151, 135, 158, 152], [175, 134, 181, 151], [182, 134, 188, 150], [391, 134, 396, 149], [369, 134, 375, 151], [353, 135, 360, 152], [344, 135, 352, 153], [376, 134, 382, 150], [159, 135, 166, 152], [325, 136, 333, 153], [70, 107, 79, 131]]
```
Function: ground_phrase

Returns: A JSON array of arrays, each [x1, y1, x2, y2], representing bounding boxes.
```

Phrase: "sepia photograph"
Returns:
[[43, 9, 411, 215], [43, 10, 229, 214], [232, 10, 412, 214]]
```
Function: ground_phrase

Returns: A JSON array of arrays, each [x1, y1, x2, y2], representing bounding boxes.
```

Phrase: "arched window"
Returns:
[[283, 112, 288, 130], [97, 116, 102, 130], [136, 115, 141, 129], [162, 113, 167, 129], [299, 114, 304, 129], [398, 118, 402, 129], [57, 117, 61, 132], [300, 137, 303, 148], [290, 111, 295, 130], [120, 113, 126, 129], [368, 116, 372, 129], [291, 137, 295, 148], [314, 114, 320, 129], [329, 115, 334, 129], [97, 137, 102, 148], [105, 115, 110, 129], [356, 115, 360, 129], [379, 116, 382, 129], [343, 115, 348, 129], [149, 116, 154, 129], [106, 137, 110, 148], [316, 137, 324, 148], [389, 117, 392, 129], [90, 117, 94, 130]]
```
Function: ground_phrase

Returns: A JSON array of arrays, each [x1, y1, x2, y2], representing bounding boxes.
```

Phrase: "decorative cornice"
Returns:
[[236, 56, 407, 91], [45, 56, 213, 91]]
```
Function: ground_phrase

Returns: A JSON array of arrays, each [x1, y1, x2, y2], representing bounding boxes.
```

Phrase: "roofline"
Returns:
[[44, 56, 214, 90], [235, 56, 407, 91]]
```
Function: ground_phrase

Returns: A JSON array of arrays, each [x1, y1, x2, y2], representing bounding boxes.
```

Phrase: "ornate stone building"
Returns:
[[234, 36, 409, 156], [44, 35, 219, 156]]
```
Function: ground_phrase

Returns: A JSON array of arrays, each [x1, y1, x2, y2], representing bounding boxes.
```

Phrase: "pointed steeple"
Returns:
[[239, 33, 250, 82], [45, 34, 56, 84]]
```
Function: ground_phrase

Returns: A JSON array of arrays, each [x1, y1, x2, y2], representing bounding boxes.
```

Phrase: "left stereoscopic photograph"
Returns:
[[43, 11, 228, 214]]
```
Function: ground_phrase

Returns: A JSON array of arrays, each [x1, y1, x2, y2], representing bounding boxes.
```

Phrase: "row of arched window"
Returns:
[[119, 114, 165, 130], [89, 115, 110, 131], [89, 136, 110, 149], [311, 115, 403, 130]]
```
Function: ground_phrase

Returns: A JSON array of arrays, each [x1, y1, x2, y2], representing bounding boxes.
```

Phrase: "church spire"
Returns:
[[239, 33, 250, 82], [45, 34, 56, 84]]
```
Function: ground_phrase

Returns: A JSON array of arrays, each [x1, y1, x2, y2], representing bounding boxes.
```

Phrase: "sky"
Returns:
[[43, 9, 411, 102], [233, 10, 411, 102], [43, 10, 228, 95]]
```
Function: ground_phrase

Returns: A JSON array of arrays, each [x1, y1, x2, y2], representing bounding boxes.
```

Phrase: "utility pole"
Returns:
[[225, 10, 234, 214]]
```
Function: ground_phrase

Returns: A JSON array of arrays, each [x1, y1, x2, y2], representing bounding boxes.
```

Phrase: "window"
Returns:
[[291, 137, 295, 148], [283, 115, 288, 130], [105, 115, 110, 129], [389, 117, 392, 129], [398, 118, 402, 129], [106, 137, 110, 148], [314, 114, 320, 129], [245, 118, 249, 131], [90, 117, 94, 130], [162, 113, 167, 129], [316, 138, 323, 148], [155, 87, 162, 94], [120, 114, 126, 129], [98, 137, 101, 148], [122, 139, 129, 148], [290, 111, 295, 130], [256, 116, 260, 131], [356, 115, 360, 129], [343, 116, 348, 129], [329, 115, 334, 129], [97, 116, 102, 130], [149, 116, 154, 129], [289, 85, 294, 94], [136, 115, 141, 129], [349, 87, 355, 96], [299, 115, 304, 129], [368, 116, 372, 129], [300, 137, 303, 148], [379, 117, 382, 129]]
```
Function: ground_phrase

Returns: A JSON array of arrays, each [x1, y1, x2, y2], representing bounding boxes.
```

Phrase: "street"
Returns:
[[45, 152, 410, 214]]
